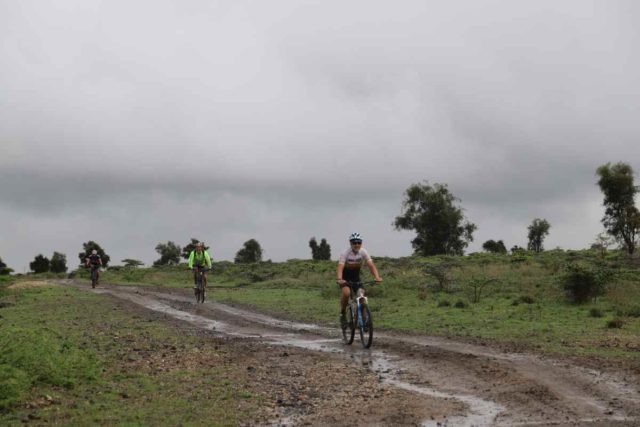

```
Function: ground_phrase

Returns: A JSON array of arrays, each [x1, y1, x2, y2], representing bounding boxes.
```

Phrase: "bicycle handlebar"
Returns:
[[345, 280, 377, 286]]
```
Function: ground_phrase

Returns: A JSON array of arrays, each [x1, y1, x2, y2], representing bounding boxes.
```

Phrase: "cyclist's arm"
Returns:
[[336, 263, 345, 283], [204, 252, 212, 269], [187, 251, 195, 269], [366, 259, 382, 282]]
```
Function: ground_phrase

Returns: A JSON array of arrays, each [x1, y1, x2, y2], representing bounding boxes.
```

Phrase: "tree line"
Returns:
[[2, 162, 638, 275]]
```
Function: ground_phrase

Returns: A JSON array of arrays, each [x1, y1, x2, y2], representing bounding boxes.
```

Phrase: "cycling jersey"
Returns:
[[338, 248, 371, 282], [188, 250, 212, 269], [87, 254, 101, 267]]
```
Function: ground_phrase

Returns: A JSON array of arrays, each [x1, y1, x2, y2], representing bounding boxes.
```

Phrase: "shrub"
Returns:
[[560, 263, 613, 303], [454, 300, 467, 309], [616, 305, 640, 318], [512, 295, 535, 306], [588, 308, 604, 318], [424, 262, 458, 293], [437, 300, 451, 307], [606, 318, 624, 329]]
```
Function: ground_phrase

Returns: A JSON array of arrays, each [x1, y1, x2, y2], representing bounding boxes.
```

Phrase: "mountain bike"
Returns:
[[341, 281, 375, 348], [89, 266, 99, 288], [193, 265, 208, 304]]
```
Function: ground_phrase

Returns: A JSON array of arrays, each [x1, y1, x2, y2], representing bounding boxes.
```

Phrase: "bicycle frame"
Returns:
[[194, 265, 208, 303], [345, 281, 375, 348]]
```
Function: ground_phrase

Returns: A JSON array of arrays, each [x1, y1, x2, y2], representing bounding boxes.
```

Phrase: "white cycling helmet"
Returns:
[[91, 249, 98, 255], [349, 232, 362, 242]]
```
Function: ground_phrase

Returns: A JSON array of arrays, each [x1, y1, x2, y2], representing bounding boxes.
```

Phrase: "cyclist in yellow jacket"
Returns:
[[188, 242, 212, 290]]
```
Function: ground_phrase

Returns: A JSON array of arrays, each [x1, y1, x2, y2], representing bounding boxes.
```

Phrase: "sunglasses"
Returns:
[[350, 241, 362, 245]]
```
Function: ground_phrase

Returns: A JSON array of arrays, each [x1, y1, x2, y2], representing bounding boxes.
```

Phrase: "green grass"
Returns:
[[0, 284, 263, 424], [28, 250, 640, 360], [204, 252, 640, 359]]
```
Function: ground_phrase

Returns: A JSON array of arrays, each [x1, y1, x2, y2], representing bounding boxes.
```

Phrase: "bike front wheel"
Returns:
[[342, 305, 355, 345], [359, 304, 373, 349]]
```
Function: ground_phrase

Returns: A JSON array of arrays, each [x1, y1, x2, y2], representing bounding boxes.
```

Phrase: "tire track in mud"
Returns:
[[69, 282, 640, 426]]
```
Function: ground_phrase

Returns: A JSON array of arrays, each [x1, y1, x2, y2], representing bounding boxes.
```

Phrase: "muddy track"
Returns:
[[65, 281, 640, 426]]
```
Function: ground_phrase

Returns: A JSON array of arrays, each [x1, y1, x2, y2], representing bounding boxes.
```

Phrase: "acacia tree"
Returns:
[[394, 182, 477, 256], [50, 252, 68, 273], [78, 241, 111, 267], [181, 238, 209, 260], [309, 237, 331, 260], [30, 254, 50, 274], [154, 241, 181, 266], [0, 257, 12, 275], [527, 218, 551, 253], [482, 239, 507, 254], [234, 239, 263, 263], [596, 162, 640, 255], [122, 259, 144, 268]]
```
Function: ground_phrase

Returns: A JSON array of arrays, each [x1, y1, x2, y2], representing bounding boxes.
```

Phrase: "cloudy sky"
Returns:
[[2, 0, 640, 272]]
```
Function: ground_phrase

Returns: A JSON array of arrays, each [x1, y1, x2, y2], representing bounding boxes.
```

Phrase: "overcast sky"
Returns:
[[2, 0, 640, 272]]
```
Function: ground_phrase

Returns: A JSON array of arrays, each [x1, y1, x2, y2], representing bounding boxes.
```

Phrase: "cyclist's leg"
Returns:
[[340, 284, 350, 312], [193, 269, 198, 288], [340, 284, 351, 321]]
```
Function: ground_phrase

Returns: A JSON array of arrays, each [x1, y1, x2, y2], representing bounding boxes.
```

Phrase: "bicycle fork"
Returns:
[[356, 288, 368, 328]]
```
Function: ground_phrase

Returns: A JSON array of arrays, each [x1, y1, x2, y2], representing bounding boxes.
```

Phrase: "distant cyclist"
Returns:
[[188, 242, 212, 290], [336, 233, 382, 327], [85, 249, 103, 285]]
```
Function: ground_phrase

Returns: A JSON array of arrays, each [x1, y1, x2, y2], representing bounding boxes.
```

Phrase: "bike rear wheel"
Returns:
[[342, 304, 355, 345], [359, 304, 373, 348], [91, 269, 97, 288]]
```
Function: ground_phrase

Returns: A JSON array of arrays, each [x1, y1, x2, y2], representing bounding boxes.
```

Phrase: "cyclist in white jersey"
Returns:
[[336, 233, 382, 326]]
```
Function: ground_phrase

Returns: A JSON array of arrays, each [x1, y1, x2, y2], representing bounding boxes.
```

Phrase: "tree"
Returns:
[[154, 241, 181, 266], [122, 259, 145, 268], [309, 237, 331, 260], [0, 257, 12, 275], [591, 232, 615, 259], [234, 239, 263, 263], [318, 238, 331, 260], [393, 182, 477, 256], [49, 252, 68, 273], [482, 239, 507, 254], [181, 238, 210, 260], [527, 218, 551, 253], [78, 241, 111, 267], [596, 162, 640, 255], [30, 254, 50, 274]]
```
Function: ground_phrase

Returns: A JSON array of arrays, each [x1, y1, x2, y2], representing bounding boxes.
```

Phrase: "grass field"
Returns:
[[2, 249, 639, 419], [91, 249, 640, 358], [0, 284, 263, 424]]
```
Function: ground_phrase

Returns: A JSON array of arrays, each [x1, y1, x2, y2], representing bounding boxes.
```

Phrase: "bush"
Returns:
[[437, 300, 451, 307], [588, 308, 604, 318], [560, 263, 613, 303], [606, 318, 624, 329], [454, 300, 467, 309], [616, 305, 640, 318]]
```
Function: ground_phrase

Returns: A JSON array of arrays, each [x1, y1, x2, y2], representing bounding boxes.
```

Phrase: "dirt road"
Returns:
[[68, 281, 640, 426]]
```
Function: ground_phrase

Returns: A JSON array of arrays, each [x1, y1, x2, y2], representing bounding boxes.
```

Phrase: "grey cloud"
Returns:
[[2, 1, 639, 269]]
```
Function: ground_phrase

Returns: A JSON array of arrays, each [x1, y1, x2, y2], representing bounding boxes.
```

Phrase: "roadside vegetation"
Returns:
[[68, 248, 640, 359], [0, 284, 266, 423]]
